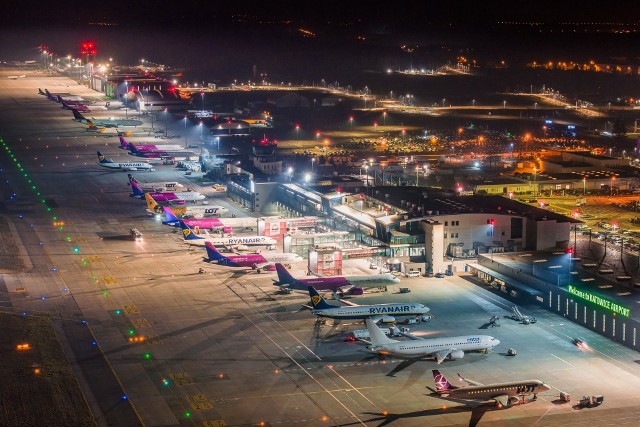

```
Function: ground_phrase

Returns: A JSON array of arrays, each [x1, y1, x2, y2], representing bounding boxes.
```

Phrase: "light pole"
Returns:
[[295, 124, 300, 139], [201, 91, 205, 111], [124, 81, 128, 118], [534, 102, 538, 109], [611, 176, 615, 198], [199, 121, 203, 140], [183, 116, 188, 148], [164, 108, 168, 137], [216, 137, 220, 150], [533, 166, 537, 196], [472, 99, 476, 107], [401, 128, 405, 142], [288, 167, 293, 182], [442, 98, 446, 107], [150, 105, 154, 129], [311, 157, 315, 173], [383, 111, 387, 126], [503, 100, 507, 108], [364, 165, 369, 188], [583, 177, 586, 196], [349, 116, 354, 131], [415, 166, 419, 186]]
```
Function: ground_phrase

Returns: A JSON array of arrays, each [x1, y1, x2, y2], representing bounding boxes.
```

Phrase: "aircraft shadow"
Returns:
[[354, 403, 499, 427], [98, 233, 135, 241]]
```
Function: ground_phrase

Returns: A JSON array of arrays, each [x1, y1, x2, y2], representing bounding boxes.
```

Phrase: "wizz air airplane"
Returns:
[[145, 194, 228, 218], [431, 369, 550, 408], [204, 242, 302, 272], [97, 151, 154, 171], [128, 174, 183, 192], [72, 109, 143, 127], [61, 100, 91, 112], [274, 263, 400, 295], [179, 221, 277, 247], [306, 286, 429, 322], [162, 207, 224, 229], [119, 136, 183, 152], [130, 181, 205, 202], [364, 319, 500, 363], [40, 89, 83, 102]]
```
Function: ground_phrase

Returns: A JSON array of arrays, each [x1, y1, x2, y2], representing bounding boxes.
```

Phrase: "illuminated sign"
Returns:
[[568, 285, 630, 317]]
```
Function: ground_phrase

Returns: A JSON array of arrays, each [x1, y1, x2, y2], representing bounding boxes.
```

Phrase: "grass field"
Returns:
[[0, 313, 95, 426]]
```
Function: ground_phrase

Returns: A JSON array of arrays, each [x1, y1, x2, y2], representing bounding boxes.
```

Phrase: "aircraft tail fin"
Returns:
[[72, 108, 85, 121], [127, 143, 140, 153], [38, 88, 45, 95], [162, 206, 181, 223], [127, 173, 138, 183], [96, 151, 111, 164], [432, 370, 458, 392], [308, 286, 335, 310], [179, 220, 204, 241], [119, 136, 129, 149], [56, 95, 63, 103], [365, 319, 397, 346], [204, 241, 227, 262], [145, 193, 162, 213], [275, 263, 299, 285], [130, 181, 145, 197]]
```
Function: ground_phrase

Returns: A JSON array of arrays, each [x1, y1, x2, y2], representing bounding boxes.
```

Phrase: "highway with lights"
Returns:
[[2, 69, 640, 426]]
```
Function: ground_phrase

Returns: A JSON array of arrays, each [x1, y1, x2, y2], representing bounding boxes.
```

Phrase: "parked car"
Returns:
[[405, 270, 421, 278]]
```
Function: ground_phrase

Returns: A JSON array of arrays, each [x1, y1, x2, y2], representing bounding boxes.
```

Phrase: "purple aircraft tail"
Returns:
[[162, 206, 181, 224], [119, 136, 130, 149], [432, 370, 458, 392], [275, 263, 300, 286], [72, 108, 86, 121], [130, 181, 145, 198]]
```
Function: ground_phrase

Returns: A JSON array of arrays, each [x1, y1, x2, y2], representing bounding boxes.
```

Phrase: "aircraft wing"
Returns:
[[457, 373, 485, 387], [337, 285, 354, 294], [434, 349, 452, 364], [337, 298, 359, 307]]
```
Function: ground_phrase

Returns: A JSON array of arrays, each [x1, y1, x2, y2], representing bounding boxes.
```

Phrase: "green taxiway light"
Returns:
[[185, 412, 191, 418], [162, 379, 169, 386], [144, 353, 151, 359], [103, 290, 109, 296], [129, 329, 135, 335], [115, 309, 121, 315], [73, 247, 79, 253]]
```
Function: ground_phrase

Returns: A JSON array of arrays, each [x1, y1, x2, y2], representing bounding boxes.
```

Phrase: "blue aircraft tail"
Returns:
[[308, 286, 335, 310], [275, 263, 300, 286], [130, 181, 145, 198], [96, 151, 112, 164], [204, 242, 228, 262], [72, 108, 86, 121], [162, 206, 181, 225], [38, 88, 45, 95], [127, 173, 138, 183], [179, 220, 204, 241]]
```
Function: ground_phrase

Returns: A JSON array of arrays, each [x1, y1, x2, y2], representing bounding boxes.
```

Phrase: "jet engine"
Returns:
[[349, 287, 364, 295], [379, 315, 396, 323], [448, 350, 465, 360]]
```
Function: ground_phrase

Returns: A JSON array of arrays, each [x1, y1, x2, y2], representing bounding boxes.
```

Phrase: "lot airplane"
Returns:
[[162, 207, 225, 229], [128, 174, 184, 192], [97, 151, 154, 171], [204, 242, 302, 272], [431, 369, 550, 408], [179, 221, 277, 247], [130, 181, 205, 202], [365, 319, 499, 363], [72, 109, 143, 127], [274, 263, 400, 295], [145, 194, 228, 218], [307, 286, 429, 322], [119, 136, 182, 152]]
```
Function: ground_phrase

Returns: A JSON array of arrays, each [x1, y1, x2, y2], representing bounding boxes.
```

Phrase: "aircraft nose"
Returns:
[[492, 338, 500, 346], [542, 383, 551, 392]]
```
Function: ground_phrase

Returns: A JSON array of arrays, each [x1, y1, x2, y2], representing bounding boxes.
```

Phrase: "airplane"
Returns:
[[40, 89, 84, 102], [365, 318, 500, 363], [128, 174, 184, 192], [145, 193, 228, 218], [56, 95, 85, 106], [128, 146, 196, 160], [431, 369, 551, 408], [96, 151, 154, 171], [179, 221, 277, 247], [61, 100, 91, 112], [306, 286, 429, 322], [274, 263, 400, 295], [204, 241, 302, 272], [130, 181, 205, 202], [162, 207, 225, 229], [72, 109, 143, 127], [119, 136, 183, 152]]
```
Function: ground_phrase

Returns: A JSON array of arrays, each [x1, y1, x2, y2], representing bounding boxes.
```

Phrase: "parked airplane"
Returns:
[[40, 89, 83, 102], [96, 151, 154, 171], [144, 194, 228, 218], [307, 286, 429, 322], [130, 181, 205, 202], [128, 146, 196, 160], [72, 109, 143, 127], [205, 242, 302, 272], [365, 319, 499, 363], [162, 207, 224, 229], [128, 174, 184, 192], [431, 369, 550, 408], [274, 263, 400, 295], [61, 100, 91, 112], [179, 221, 277, 247], [119, 136, 183, 152]]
